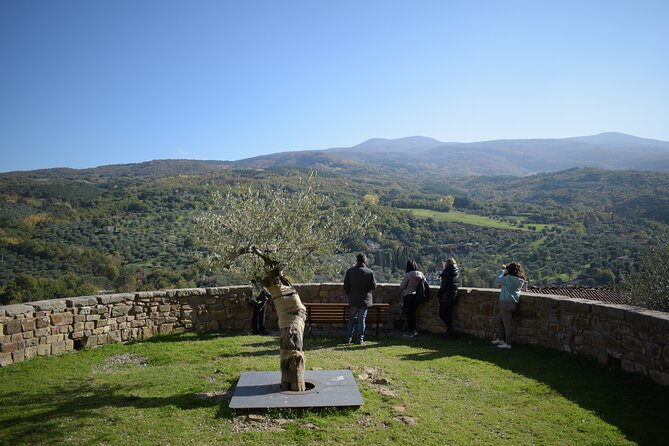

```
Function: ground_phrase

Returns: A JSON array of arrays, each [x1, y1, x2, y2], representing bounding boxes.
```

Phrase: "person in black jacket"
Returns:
[[437, 258, 461, 338], [247, 280, 270, 335], [343, 253, 377, 344]]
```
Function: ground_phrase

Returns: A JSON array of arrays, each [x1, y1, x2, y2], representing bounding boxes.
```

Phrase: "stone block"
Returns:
[[3, 304, 34, 317], [573, 316, 591, 330], [37, 343, 51, 356], [634, 363, 648, 375], [206, 321, 219, 332], [112, 305, 131, 317], [158, 304, 171, 312], [159, 323, 174, 335], [0, 342, 17, 353], [93, 306, 110, 315], [78, 307, 92, 315], [108, 330, 122, 343], [211, 310, 227, 320], [84, 335, 98, 348], [31, 299, 67, 312], [5, 319, 22, 335], [97, 293, 133, 304], [0, 352, 13, 366], [35, 315, 50, 329], [205, 287, 230, 296], [650, 370, 669, 387], [12, 350, 25, 363], [24, 346, 38, 360], [66, 296, 98, 307], [559, 299, 592, 315], [135, 291, 156, 299], [591, 303, 626, 320], [130, 305, 144, 315], [95, 318, 109, 328], [559, 315, 574, 326], [621, 359, 635, 372]]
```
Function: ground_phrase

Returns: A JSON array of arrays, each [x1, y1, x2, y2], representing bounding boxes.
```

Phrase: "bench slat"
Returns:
[[304, 302, 390, 340]]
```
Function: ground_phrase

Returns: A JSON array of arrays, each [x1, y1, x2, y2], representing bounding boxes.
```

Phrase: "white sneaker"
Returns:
[[491, 338, 504, 345], [497, 342, 512, 349]]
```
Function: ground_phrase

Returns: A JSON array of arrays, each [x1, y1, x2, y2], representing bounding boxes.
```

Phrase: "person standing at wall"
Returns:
[[247, 280, 270, 335], [400, 259, 425, 338], [437, 258, 461, 338], [343, 253, 377, 345], [492, 262, 527, 349]]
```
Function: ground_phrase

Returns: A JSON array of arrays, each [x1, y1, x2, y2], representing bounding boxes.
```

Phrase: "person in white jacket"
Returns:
[[492, 262, 527, 349]]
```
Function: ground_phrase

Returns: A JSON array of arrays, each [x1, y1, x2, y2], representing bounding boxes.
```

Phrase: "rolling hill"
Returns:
[[233, 132, 669, 176]]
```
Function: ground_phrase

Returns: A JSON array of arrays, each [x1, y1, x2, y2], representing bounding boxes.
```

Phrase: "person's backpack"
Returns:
[[415, 278, 431, 303]]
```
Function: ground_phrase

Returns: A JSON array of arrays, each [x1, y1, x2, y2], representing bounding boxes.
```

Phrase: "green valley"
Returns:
[[1, 164, 668, 306]]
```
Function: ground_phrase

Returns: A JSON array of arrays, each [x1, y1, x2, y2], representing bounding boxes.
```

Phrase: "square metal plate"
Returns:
[[229, 369, 363, 409]]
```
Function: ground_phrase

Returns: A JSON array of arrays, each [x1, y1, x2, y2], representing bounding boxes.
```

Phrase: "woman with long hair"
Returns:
[[399, 259, 425, 337], [492, 262, 527, 349]]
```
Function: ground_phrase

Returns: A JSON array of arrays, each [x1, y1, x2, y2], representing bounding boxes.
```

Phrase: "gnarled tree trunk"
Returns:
[[266, 283, 307, 391]]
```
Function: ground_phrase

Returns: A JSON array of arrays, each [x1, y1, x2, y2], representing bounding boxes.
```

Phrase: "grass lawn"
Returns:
[[402, 209, 529, 231], [1, 332, 668, 445]]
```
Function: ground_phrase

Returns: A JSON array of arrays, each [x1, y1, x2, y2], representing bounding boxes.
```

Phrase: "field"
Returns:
[[1, 332, 668, 445], [402, 208, 532, 231]]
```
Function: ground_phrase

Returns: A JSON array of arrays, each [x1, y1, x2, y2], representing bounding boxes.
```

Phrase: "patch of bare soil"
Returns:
[[354, 366, 397, 396], [92, 353, 148, 373], [228, 414, 292, 433]]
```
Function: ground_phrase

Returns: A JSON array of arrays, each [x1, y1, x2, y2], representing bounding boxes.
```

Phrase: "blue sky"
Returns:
[[1, 0, 668, 172]]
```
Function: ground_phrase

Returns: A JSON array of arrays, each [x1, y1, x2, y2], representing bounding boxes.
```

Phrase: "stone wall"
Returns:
[[2, 284, 668, 386]]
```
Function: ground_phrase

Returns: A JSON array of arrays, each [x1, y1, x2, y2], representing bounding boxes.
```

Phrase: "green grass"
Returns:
[[403, 209, 530, 231], [1, 332, 668, 445]]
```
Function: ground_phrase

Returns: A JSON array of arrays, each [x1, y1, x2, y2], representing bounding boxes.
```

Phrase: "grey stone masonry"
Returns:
[[1, 284, 668, 387]]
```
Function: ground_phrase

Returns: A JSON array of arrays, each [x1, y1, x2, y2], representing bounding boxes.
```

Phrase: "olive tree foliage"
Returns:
[[621, 240, 669, 313], [196, 177, 374, 285]]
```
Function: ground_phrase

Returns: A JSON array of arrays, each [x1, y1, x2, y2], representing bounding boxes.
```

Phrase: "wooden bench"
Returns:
[[304, 302, 391, 340]]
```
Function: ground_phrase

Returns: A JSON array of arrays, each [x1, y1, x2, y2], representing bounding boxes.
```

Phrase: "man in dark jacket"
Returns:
[[343, 253, 377, 344]]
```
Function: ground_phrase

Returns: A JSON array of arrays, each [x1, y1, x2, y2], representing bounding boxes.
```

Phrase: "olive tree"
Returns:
[[622, 240, 669, 313], [197, 177, 372, 390]]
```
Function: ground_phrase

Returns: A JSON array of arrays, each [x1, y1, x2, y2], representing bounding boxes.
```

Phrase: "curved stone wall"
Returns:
[[1, 284, 668, 386]]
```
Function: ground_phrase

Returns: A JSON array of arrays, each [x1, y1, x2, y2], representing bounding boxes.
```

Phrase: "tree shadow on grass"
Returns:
[[0, 380, 233, 446], [399, 334, 669, 446]]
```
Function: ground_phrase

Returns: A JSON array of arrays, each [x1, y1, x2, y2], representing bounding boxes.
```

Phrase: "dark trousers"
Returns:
[[439, 301, 456, 333], [403, 293, 418, 332], [251, 305, 266, 333]]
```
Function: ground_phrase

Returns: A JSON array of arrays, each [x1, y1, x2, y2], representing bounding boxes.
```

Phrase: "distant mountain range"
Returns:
[[232, 132, 669, 177], [4, 132, 669, 179]]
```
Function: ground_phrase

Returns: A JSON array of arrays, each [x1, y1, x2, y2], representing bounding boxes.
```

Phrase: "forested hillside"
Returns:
[[1, 164, 668, 304]]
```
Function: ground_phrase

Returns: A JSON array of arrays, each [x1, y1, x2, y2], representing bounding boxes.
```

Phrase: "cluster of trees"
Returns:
[[1, 165, 668, 310]]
